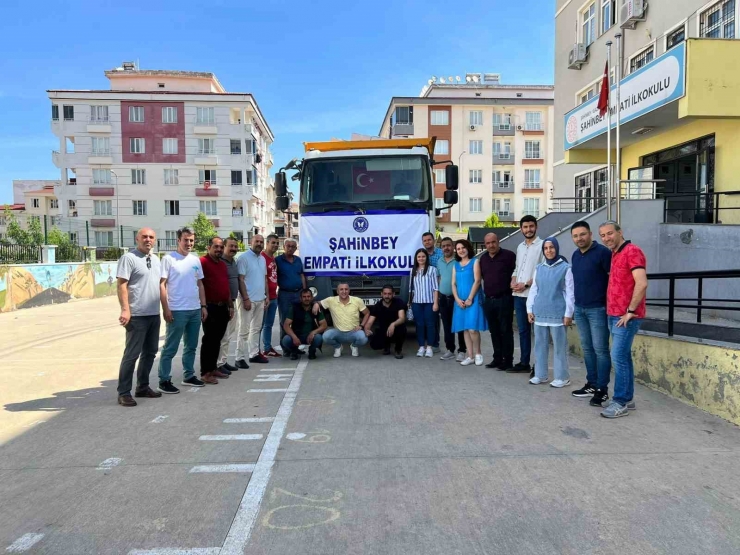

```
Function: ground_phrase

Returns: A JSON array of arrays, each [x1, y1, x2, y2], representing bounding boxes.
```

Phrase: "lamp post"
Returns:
[[110, 169, 119, 247], [457, 150, 466, 230]]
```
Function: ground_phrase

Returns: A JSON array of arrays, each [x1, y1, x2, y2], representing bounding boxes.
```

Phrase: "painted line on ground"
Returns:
[[247, 388, 289, 393], [220, 357, 308, 555], [96, 457, 122, 470], [150, 415, 169, 424], [128, 549, 220, 555], [198, 434, 263, 441], [254, 374, 293, 382], [189, 464, 256, 474], [223, 417, 275, 423], [5, 533, 44, 553], [186, 388, 201, 393], [253, 368, 295, 372]]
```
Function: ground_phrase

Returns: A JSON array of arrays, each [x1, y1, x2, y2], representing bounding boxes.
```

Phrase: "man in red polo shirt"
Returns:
[[599, 221, 648, 419], [199, 237, 234, 385], [261, 234, 281, 357]]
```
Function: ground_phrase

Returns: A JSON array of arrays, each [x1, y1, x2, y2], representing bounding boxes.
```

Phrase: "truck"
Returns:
[[273, 137, 459, 306]]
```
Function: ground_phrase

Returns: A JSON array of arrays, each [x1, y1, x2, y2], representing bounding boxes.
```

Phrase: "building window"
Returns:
[[132, 200, 147, 216], [493, 142, 512, 159], [525, 141, 541, 159], [700, 0, 736, 38], [469, 140, 483, 155], [91, 137, 110, 156], [131, 169, 146, 185], [523, 198, 540, 218], [492, 171, 513, 188], [601, 0, 615, 33], [31, 198, 40, 208], [51, 104, 59, 121], [245, 139, 257, 154], [430, 110, 449, 125], [199, 169, 217, 186], [493, 113, 511, 130], [130, 137, 145, 154], [629, 45, 655, 73], [469, 111, 483, 126], [90, 105, 109, 122], [434, 197, 449, 214], [129, 106, 144, 123], [63, 105, 74, 121], [198, 138, 215, 155], [469, 198, 483, 213], [245, 169, 256, 185], [494, 198, 511, 216], [69, 232, 78, 244], [434, 140, 449, 155], [196, 107, 215, 125], [230, 139, 242, 155], [433, 169, 446, 184], [525, 112, 542, 131], [582, 3, 596, 46], [164, 169, 179, 185], [666, 25, 686, 50], [94, 200, 112, 216], [579, 86, 595, 105], [95, 231, 114, 247], [162, 107, 178, 123], [165, 200, 180, 216], [575, 168, 608, 211], [93, 169, 111, 184], [524, 169, 541, 189], [469, 169, 482, 183], [394, 106, 413, 125], [199, 200, 218, 216], [162, 138, 178, 155], [50, 199, 59, 209], [68, 200, 76, 209], [231, 170, 243, 185], [165, 230, 177, 243]]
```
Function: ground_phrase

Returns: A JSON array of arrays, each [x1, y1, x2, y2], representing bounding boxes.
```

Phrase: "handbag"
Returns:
[[407, 272, 415, 322]]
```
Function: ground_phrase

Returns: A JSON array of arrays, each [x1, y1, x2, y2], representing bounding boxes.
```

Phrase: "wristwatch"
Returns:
[[627, 309, 636, 314], [201, 304, 207, 308]]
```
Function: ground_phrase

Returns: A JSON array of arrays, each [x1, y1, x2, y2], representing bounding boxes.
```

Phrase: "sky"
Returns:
[[0, 0, 554, 203]]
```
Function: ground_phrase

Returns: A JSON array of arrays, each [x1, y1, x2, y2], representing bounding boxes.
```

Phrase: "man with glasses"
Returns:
[[115, 227, 163, 407]]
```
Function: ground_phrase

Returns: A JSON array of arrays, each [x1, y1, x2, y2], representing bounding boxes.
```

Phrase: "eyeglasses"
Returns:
[[146, 255, 151, 270]]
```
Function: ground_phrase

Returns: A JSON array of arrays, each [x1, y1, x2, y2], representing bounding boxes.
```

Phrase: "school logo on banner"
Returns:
[[353, 217, 369, 233]]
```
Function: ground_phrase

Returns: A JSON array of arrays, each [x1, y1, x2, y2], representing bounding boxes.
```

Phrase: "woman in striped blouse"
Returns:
[[410, 248, 439, 358]]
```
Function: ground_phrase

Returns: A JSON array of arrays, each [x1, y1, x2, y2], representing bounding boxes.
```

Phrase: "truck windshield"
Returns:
[[300, 155, 431, 208]]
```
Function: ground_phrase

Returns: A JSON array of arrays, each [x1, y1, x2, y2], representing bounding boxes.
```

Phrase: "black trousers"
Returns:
[[201, 304, 231, 375], [117, 315, 160, 396], [483, 294, 515, 364], [370, 324, 407, 352], [438, 294, 466, 353]]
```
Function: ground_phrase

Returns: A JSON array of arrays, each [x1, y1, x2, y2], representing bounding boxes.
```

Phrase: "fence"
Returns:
[[0, 243, 41, 264], [55, 244, 85, 263], [0, 214, 139, 249]]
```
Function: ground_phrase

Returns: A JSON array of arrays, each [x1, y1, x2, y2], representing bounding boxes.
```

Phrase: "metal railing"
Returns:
[[550, 196, 608, 213], [88, 116, 110, 123], [56, 244, 85, 263], [232, 209, 244, 217], [0, 244, 41, 264], [91, 149, 111, 156], [525, 123, 543, 131], [660, 190, 740, 224], [157, 239, 178, 251], [646, 269, 740, 337], [197, 149, 216, 155], [523, 182, 542, 189]]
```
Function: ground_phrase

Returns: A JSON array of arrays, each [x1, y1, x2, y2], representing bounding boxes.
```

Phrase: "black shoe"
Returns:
[[308, 352, 317, 360], [181, 376, 205, 387], [590, 389, 610, 407], [497, 361, 514, 372], [235, 359, 250, 369], [382, 347, 391, 356], [221, 363, 237, 373], [249, 354, 269, 364], [217, 366, 232, 375], [157, 381, 180, 394], [118, 394, 137, 407], [134, 386, 162, 398], [506, 363, 531, 374], [290, 352, 299, 360], [485, 360, 501, 369], [394, 352, 404, 359], [572, 383, 596, 398]]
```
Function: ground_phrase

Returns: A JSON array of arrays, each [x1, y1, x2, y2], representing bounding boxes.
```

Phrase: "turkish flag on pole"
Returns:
[[352, 167, 392, 195], [597, 61, 610, 117]]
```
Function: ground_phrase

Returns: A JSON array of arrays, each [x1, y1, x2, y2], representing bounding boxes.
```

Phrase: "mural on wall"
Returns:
[[0, 261, 118, 312]]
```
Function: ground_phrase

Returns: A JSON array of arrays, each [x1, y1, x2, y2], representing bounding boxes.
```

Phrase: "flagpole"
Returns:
[[606, 41, 613, 221], [615, 32, 623, 224]]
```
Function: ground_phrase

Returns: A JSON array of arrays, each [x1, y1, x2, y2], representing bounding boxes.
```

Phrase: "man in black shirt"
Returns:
[[281, 289, 328, 360], [364, 285, 407, 359]]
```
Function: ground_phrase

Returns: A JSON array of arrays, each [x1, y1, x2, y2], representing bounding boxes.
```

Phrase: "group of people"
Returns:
[[116, 213, 647, 420]]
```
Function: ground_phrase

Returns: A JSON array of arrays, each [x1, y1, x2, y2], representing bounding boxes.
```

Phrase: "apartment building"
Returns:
[[554, 0, 740, 223], [0, 180, 62, 242], [48, 62, 275, 249], [272, 202, 299, 248], [379, 74, 554, 231]]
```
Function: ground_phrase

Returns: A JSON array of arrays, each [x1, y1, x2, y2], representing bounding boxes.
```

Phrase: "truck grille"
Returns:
[[330, 276, 402, 296]]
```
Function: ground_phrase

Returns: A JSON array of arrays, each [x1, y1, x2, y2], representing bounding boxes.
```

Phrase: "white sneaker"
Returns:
[[455, 352, 466, 362], [416, 347, 425, 357], [550, 379, 572, 388], [333, 346, 342, 358], [440, 350, 455, 360], [529, 376, 549, 384], [460, 357, 474, 366], [351, 345, 360, 357], [474, 354, 483, 366], [425, 347, 433, 357]]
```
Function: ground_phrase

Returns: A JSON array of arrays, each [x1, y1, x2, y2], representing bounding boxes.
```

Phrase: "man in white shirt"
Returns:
[[510, 215, 544, 374], [236, 235, 269, 366], [158, 227, 208, 394]]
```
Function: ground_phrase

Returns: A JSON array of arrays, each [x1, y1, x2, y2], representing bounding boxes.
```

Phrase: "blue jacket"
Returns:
[[571, 241, 611, 308]]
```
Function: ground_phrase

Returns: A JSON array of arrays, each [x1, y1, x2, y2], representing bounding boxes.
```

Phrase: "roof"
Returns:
[[468, 227, 520, 243], [1, 203, 25, 211], [104, 68, 226, 93]]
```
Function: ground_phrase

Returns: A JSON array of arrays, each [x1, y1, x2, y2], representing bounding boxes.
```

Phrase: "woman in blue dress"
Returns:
[[451, 239, 488, 366]]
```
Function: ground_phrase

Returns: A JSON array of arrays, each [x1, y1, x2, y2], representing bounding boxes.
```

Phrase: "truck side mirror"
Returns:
[[276, 196, 289, 211], [445, 165, 459, 191], [275, 172, 288, 197], [443, 190, 458, 205]]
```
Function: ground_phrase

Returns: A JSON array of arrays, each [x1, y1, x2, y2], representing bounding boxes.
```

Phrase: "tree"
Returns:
[[4, 208, 43, 246], [47, 228, 72, 247], [483, 213, 506, 228], [190, 212, 217, 252]]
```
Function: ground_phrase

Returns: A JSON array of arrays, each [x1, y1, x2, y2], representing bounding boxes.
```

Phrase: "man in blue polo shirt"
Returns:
[[276, 239, 307, 337], [570, 221, 612, 407]]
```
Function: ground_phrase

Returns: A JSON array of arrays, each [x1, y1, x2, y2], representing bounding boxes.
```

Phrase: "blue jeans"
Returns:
[[574, 306, 611, 389], [514, 296, 532, 365], [280, 333, 323, 356], [534, 325, 569, 382], [323, 328, 368, 348], [261, 298, 278, 351], [609, 316, 642, 406], [158, 309, 201, 382], [412, 302, 436, 347], [278, 290, 301, 338]]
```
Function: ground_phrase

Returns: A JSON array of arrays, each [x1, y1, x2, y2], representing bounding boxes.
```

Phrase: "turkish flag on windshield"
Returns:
[[352, 167, 391, 195]]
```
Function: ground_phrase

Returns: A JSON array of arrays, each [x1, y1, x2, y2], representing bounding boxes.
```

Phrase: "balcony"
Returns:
[[89, 187, 114, 196], [495, 211, 516, 222], [87, 116, 112, 133], [232, 208, 244, 217], [90, 218, 115, 227], [492, 181, 514, 193], [391, 123, 414, 136], [52, 150, 87, 169], [89, 149, 112, 165], [523, 182, 543, 192], [231, 183, 256, 198], [523, 153, 543, 165], [492, 153, 515, 165], [523, 123, 544, 135], [195, 185, 219, 197], [193, 121, 217, 134], [492, 124, 515, 136]]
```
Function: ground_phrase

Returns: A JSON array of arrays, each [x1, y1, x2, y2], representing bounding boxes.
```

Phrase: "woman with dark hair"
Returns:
[[409, 248, 439, 357], [451, 239, 488, 366]]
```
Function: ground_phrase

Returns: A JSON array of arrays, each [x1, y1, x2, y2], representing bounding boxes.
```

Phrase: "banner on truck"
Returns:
[[300, 210, 428, 276]]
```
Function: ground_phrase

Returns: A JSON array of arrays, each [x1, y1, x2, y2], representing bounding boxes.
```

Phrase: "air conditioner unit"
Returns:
[[517, 125, 524, 131], [469, 124, 478, 131], [620, 0, 646, 29], [568, 44, 588, 69]]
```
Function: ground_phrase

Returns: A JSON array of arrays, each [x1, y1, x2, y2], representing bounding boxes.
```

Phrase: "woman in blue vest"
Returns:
[[526, 237, 575, 387]]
